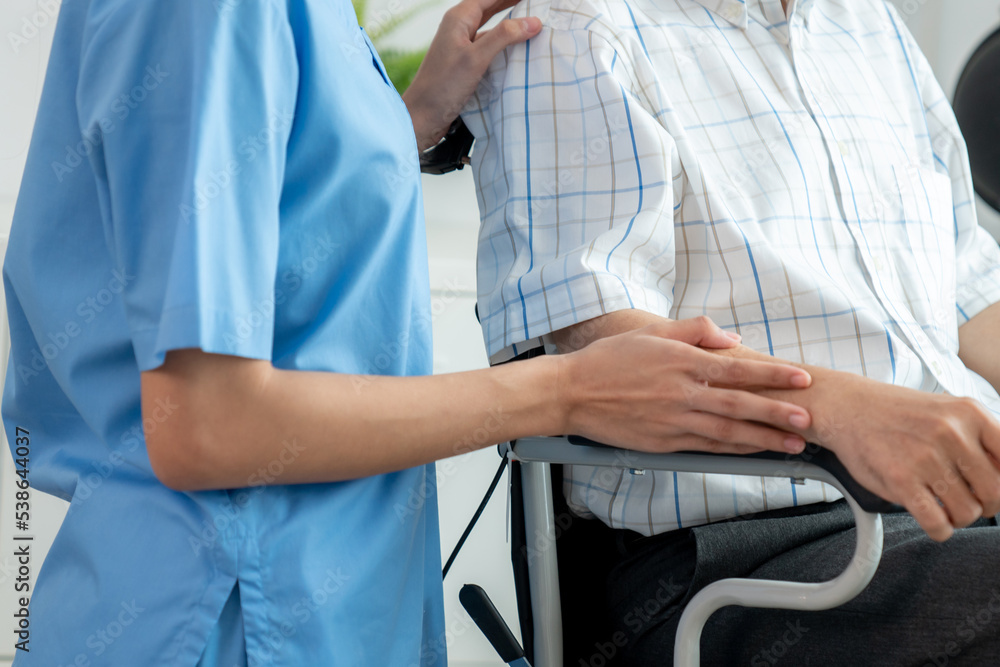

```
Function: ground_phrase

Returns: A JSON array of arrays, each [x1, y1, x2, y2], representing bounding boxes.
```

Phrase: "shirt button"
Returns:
[[932, 361, 943, 375], [872, 256, 885, 271], [838, 140, 851, 156], [724, 3, 742, 21]]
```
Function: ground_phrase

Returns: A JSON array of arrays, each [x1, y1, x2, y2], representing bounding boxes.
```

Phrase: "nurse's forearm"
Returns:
[[142, 348, 566, 490], [141, 316, 818, 491]]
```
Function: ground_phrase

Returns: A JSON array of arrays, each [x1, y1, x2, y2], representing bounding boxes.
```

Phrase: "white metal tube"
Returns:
[[509, 438, 886, 667], [521, 461, 564, 667], [673, 477, 884, 666]]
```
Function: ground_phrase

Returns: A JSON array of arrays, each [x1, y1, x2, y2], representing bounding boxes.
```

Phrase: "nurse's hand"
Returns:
[[555, 316, 814, 456], [402, 0, 542, 151]]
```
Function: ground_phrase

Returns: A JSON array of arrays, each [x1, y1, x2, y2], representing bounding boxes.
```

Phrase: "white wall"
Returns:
[[0, 3, 61, 666], [423, 172, 523, 667], [0, 2, 998, 666]]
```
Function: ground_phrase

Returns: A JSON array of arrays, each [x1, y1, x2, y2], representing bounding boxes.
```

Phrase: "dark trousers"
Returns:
[[604, 500, 1000, 666]]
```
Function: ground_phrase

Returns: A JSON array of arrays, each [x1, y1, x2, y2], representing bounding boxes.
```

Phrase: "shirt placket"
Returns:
[[785, 5, 959, 393], [751, 0, 792, 45]]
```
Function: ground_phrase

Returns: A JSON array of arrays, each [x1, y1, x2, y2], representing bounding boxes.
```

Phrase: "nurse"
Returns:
[[2, 0, 815, 664]]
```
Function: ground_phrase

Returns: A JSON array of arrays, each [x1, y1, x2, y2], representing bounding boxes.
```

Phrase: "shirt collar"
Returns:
[[694, 0, 749, 30], [692, 0, 816, 31]]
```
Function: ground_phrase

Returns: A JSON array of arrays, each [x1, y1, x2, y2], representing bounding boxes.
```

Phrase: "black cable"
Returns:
[[442, 454, 508, 579]]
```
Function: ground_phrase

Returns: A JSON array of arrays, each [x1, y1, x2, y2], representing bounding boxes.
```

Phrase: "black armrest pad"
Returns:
[[566, 435, 903, 514]]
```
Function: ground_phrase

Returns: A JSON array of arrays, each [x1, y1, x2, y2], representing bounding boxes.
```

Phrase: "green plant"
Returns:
[[353, 0, 438, 94]]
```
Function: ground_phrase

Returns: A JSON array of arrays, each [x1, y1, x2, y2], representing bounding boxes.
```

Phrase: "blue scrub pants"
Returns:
[[197, 585, 248, 667]]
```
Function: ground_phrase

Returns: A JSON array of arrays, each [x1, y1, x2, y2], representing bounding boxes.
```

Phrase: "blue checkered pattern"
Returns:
[[462, 0, 1000, 534]]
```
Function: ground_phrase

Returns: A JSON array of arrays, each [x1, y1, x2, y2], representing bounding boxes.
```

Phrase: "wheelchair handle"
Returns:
[[460, 584, 529, 665]]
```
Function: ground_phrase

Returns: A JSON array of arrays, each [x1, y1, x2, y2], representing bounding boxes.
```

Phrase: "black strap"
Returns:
[[419, 118, 475, 175]]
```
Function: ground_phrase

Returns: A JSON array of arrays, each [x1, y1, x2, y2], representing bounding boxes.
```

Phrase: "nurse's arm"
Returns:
[[141, 317, 816, 492]]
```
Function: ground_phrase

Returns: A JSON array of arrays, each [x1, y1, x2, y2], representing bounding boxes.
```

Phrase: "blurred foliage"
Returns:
[[374, 48, 427, 93], [353, 0, 438, 94]]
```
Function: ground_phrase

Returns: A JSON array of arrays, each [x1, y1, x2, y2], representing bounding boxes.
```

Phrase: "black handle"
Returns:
[[459, 584, 525, 663]]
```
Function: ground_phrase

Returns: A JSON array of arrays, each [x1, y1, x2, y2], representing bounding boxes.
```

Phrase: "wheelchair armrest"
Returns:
[[507, 435, 901, 514], [567, 436, 901, 514]]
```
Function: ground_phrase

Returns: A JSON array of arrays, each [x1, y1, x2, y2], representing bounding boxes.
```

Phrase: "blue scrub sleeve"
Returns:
[[75, 0, 299, 371]]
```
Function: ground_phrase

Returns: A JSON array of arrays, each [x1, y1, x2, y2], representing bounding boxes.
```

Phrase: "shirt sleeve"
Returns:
[[463, 28, 677, 363], [76, 0, 298, 371], [887, 3, 1000, 325]]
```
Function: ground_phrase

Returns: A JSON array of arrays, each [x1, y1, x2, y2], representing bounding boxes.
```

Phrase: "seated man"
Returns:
[[462, 0, 1000, 663]]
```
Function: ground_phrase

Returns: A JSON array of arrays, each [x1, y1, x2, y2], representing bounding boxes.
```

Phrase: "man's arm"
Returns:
[[958, 301, 1000, 391], [555, 310, 1000, 542]]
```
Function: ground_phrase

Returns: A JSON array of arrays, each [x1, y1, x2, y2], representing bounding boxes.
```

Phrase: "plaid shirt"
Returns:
[[462, 0, 1000, 534]]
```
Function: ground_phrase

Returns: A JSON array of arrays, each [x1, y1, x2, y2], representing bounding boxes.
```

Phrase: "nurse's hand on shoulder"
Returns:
[[402, 0, 542, 151], [556, 317, 814, 456]]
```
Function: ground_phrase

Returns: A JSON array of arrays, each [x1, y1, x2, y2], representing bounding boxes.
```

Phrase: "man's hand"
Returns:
[[789, 372, 1000, 542], [557, 317, 815, 456], [557, 308, 1000, 542], [708, 344, 1000, 542], [402, 0, 542, 151]]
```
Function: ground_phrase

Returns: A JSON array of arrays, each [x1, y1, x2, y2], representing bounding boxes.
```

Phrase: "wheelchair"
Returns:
[[425, 23, 1000, 667], [456, 437, 897, 667]]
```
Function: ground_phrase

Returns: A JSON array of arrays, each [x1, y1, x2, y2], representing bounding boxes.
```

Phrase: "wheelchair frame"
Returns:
[[503, 436, 888, 667]]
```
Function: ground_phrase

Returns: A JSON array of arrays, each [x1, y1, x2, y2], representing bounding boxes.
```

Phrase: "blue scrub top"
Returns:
[[2, 0, 446, 665]]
